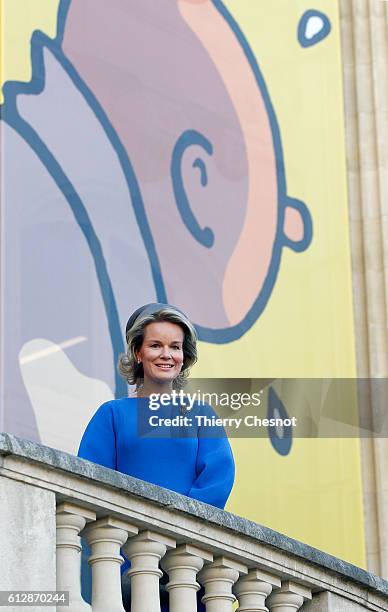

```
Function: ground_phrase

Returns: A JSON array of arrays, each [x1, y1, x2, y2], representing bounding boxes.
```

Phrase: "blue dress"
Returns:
[[78, 397, 235, 610]]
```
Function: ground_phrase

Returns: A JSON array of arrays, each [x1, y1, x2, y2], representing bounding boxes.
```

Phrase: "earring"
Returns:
[[137, 359, 141, 364]]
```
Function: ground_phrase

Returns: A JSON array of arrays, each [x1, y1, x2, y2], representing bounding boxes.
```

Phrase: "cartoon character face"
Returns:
[[62, 0, 312, 342]]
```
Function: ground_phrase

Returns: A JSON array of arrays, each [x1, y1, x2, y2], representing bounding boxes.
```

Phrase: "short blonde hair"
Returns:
[[118, 307, 197, 390]]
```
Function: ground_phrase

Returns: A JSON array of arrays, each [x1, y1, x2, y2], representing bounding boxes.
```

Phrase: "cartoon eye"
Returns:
[[298, 10, 331, 48], [171, 129, 215, 248]]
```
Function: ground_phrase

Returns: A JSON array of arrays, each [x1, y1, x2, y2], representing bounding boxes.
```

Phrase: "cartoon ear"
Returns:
[[171, 129, 215, 248], [282, 196, 313, 252]]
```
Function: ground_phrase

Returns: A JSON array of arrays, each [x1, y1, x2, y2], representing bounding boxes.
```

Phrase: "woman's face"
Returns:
[[136, 321, 185, 387]]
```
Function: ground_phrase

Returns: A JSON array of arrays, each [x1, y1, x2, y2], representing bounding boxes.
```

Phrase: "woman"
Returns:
[[78, 303, 235, 609]]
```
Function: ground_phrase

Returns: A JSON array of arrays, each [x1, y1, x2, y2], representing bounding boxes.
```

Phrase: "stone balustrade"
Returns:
[[1, 433, 388, 611]]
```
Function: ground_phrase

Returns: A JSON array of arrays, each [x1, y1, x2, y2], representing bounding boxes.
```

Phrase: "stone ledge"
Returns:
[[1, 432, 387, 598]]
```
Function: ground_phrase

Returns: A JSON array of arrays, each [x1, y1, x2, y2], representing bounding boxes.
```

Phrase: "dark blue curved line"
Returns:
[[1, 108, 127, 398], [55, 0, 311, 343], [3, 26, 167, 305], [171, 130, 214, 248], [193, 158, 208, 187], [212, 0, 287, 193], [1, 0, 313, 348], [51, 42, 167, 303], [298, 10, 331, 48], [56, 0, 72, 45], [54, 0, 166, 304], [181, 0, 313, 343], [1, 13, 167, 392], [283, 197, 313, 252]]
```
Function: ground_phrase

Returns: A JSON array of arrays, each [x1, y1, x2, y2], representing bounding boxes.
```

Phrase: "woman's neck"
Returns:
[[136, 381, 174, 398]]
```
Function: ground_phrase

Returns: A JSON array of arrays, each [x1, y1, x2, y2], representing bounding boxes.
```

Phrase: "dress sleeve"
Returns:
[[77, 401, 117, 470], [188, 405, 235, 509]]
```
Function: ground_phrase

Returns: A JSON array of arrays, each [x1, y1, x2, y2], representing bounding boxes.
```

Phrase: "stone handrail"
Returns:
[[0, 433, 387, 611]]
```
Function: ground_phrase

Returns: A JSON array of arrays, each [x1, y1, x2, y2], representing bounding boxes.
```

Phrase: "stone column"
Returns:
[[233, 568, 281, 612], [339, 0, 388, 579], [56, 502, 96, 612], [161, 544, 213, 612], [267, 581, 312, 612], [198, 556, 248, 612], [123, 529, 176, 612], [82, 516, 138, 612]]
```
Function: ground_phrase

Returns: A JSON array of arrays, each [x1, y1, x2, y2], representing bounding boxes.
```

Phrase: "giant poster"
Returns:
[[0, 0, 364, 567]]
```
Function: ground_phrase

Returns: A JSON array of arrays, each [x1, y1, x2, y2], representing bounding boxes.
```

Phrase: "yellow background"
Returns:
[[1, 0, 365, 567], [195, 0, 365, 567], [0, 0, 59, 103]]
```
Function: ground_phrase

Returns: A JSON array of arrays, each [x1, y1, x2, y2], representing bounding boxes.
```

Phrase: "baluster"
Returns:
[[123, 529, 176, 612], [267, 581, 312, 612], [82, 516, 138, 612], [234, 569, 281, 612], [198, 556, 248, 612], [56, 502, 96, 612], [161, 544, 213, 612]]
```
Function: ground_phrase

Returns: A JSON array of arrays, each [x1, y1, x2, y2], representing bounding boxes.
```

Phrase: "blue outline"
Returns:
[[193, 0, 313, 342], [1, 1, 167, 395], [171, 130, 215, 248], [1, 0, 313, 348], [2, 78, 127, 398], [56, 0, 72, 45], [298, 10, 331, 48], [282, 197, 313, 252]]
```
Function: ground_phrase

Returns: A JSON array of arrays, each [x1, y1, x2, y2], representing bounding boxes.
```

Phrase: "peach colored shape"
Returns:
[[63, 0, 249, 329], [285, 206, 305, 243], [179, 0, 278, 326]]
